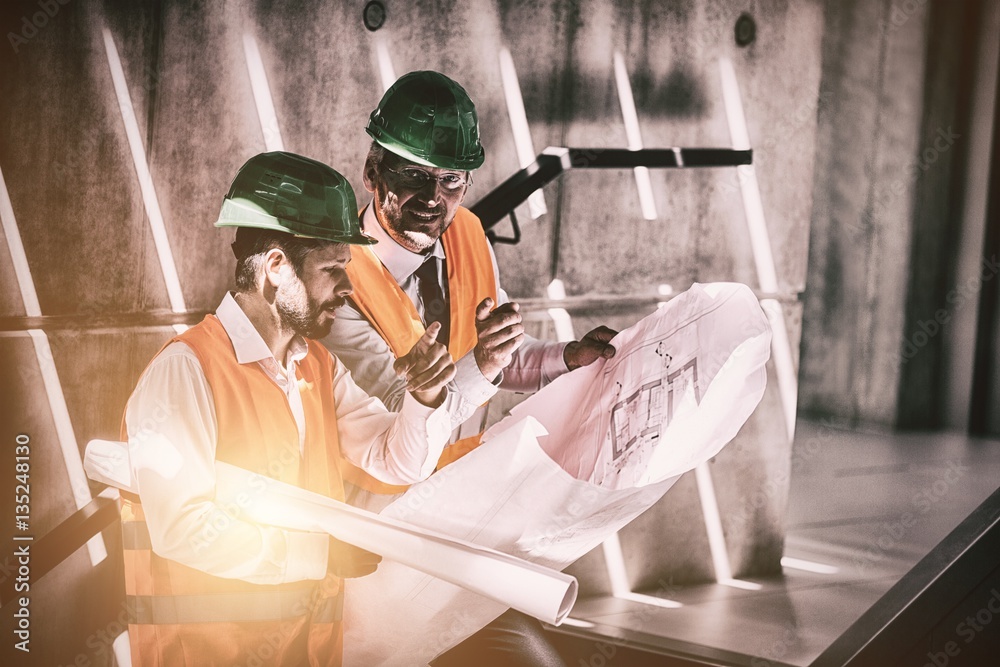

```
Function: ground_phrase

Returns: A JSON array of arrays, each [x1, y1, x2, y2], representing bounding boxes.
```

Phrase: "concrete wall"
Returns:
[[797, 0, 929, 427], [0, 0, 824, 663], [798, 0, 997, 430]]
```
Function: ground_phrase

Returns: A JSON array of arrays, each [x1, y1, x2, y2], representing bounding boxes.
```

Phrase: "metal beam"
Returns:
[[469, 147, 752, 230]]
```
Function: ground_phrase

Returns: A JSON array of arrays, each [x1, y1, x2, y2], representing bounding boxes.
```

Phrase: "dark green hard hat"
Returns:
[[215, 151, 375, 244], [366, 71, 485, 171]]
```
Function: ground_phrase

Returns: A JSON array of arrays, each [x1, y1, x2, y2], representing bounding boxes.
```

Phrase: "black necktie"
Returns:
[[415, 257, 450, 348]]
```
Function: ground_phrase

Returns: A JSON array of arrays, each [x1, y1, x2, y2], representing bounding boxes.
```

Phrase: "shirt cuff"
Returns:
[[398, 392, 453, 479], [541, 341, 572, 384], [454, 353, 501, 404], [282, 529, 329, 582], [400, 392, 452, 441]]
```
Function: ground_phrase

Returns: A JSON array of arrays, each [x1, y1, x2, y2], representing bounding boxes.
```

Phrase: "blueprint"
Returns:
[[344, 282, 772, 665], [523, 282, 772, 490]]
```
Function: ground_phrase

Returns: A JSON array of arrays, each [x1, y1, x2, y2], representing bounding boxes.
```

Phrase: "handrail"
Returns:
[[469, 146, 753, 235], [0, 309, 208, 332], [0, 489, 120, 609], [0, 289, 798, 333], [513, 289, 799, 315]]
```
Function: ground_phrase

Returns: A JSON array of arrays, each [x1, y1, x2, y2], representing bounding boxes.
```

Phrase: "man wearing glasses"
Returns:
[[322, 71, 616, 666]]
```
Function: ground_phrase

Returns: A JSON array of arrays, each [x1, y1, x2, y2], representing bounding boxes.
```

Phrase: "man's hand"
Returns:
[[393, 321, 456, 407], [563, 326, 618, 371], [473, 297, 525, 382], [327, 537, 381, 578]]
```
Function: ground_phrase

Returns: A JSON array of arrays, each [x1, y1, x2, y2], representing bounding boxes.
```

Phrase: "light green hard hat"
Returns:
[[366, 71, 485, 170], [215, 151, 375, 244]]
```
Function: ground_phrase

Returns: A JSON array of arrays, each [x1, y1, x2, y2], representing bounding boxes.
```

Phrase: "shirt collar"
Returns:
[[362, 203, 446, 283], [216, 292, 308, 367]]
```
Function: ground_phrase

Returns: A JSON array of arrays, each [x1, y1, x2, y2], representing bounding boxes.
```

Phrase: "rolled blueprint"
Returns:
[[216, 461, 578, 626], [83, 438, 578, 626]]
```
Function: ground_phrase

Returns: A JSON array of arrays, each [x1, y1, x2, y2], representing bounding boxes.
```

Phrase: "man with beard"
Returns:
[[323, 71, 616, 666], [118, 152, 455, 666]]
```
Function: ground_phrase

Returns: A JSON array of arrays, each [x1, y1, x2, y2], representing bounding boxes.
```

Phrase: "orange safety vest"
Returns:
[[120, 315, 346, 667], [341, 206, 498, 494]]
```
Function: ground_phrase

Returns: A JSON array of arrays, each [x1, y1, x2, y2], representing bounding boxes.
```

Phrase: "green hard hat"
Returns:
[[366, 71, 485, 171], [215, 151, 375, 245]]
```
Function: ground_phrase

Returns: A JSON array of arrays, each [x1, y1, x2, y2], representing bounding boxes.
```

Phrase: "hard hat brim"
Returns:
[[215, 198, 376, 245], [367, 128, 486, 171], [215, 218, 377, 245]]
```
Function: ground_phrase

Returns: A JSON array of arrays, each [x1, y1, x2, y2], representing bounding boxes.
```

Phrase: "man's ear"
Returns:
[[262, 248, 291, 289], [362, 157, 378, 194]]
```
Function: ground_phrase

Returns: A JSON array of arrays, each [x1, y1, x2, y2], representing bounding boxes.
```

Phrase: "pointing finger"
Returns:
[[476, 298, 494, 321], [418, 321, 442, 348], [397, 322, 442, 375]]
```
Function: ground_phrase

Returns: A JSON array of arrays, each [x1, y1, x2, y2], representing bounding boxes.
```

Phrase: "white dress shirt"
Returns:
[[124, 292, 452, 585], [323, 205, 568, 442]]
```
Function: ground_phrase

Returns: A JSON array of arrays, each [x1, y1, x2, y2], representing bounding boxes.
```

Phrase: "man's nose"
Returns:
[[417, 177, 445, 206], [337, 272, 353, 298]]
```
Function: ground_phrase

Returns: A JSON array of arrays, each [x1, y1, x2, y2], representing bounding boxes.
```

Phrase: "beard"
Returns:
[[395, 228, 437, 252], [375, 185, 452, 253], [275, 275, 343, 340]]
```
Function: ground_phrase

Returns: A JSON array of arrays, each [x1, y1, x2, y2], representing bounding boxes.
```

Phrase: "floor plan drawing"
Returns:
[[605, 357, 701, 484]]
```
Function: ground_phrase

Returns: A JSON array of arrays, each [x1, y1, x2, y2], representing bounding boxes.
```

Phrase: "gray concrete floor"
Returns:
[[548, 419, 1000, 666]]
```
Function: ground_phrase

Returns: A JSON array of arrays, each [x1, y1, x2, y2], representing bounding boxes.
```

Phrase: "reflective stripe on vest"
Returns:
[[120, 315, 346, 666], [343, 206, 497, 494], [127, 591, 343, 625]]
